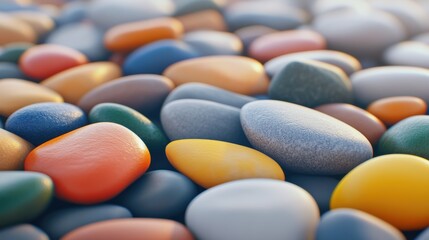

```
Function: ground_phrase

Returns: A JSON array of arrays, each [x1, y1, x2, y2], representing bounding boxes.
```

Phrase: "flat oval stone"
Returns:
[[186, 179, 319, 240], [9, 11, 54, 38], [351, 66, 429, 106], [317, 209, 406, 240], [176, 10, 227, 32], [417, 228, 429, 240], [41, 62, 121, 104], [0, 62, 25, 79], [166, 139, 285, 188], [265, 50, 361, 76], [25, 122, 151, 204], [383, 41, 429, 68], [105, 18, 183, 53], [312, 9, 406, 58], [311, 0, 372, 16], [89, 103, 168, 153], [183, 30, 243, 56], [39, 204, 132, 239], [79, 74, 174, 115], [0, 129, 32, 170], [0, 224, 49, 240], [161, 99, 249, 146], [367, 96, 427, 126], [378, 116, 429, 159], [0, 43, 32, 63], [331, 154, 429, 230], [0, 171, 53, 227], [249, 29, 326, 63], [315, 103, 386, 145], [269, 61, 352, 108], [234, 25, 278, 54], [62, 219, 194, 240], [5, 102, 87, 146], [0, 78, 63, 117], [115, 170, 198, 219], [54, 1, 88, 26], [0, 13, 36, 46], [20, 44, 88, 81], [164, 56, 269, 95], [123, 40, 199, 75], [164, 82, 256, 108], [241, 100, 373, 175]]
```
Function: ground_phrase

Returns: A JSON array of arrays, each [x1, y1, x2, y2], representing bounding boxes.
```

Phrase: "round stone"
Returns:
[[183, 30, 243, 56], [241, 100, 373, 175], [186, 179, 319, 240], [0, 129, 32, 170], [0, 224, 49, 240]]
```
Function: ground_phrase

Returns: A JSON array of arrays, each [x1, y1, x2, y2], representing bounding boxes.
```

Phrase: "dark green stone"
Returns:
[[0, 44, 32, 63], [89, 103, 169, 153], [268, 61, 353, 108], [378, 116, 429, 159], [0, 172, 53, 227]]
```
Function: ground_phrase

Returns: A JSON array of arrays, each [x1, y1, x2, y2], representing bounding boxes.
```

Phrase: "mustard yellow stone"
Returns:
[[0, 79, 63, 117], [165, 139, 285, 188], [41, 62, 122, 104], [9, 12, 55, 38], [331, 154, 429, 230], [0, 129, 33, 170], [163, 56, 269, 95], [0, 13, 36, 46]]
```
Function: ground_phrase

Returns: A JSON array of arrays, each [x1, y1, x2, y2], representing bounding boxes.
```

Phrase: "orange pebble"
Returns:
[[25, 122, 150, 204], [177, 10, 227, 32], [105, 18, 183, 53], [367, 96, 427, 126]]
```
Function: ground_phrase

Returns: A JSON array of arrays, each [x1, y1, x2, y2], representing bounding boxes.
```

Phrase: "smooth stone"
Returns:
[[249, 29, 326, 63], [383, 41, 429, 68], [20, 44, 88, 81], [89, 103, 168, 153], [0, 129, 32, 170], [265, 50, 361, 76], [351, 66, 429, 106], [176, 10, 227, 32], [9, 11, 54, 38], [0, 172, 53, 227], [39, 204, 132, 239], [164, 56, 269, 95], [183, 30, 243, 56], [269, 61, 352, 108], [416, 228, 429, 240], [79, 74, 174, 115], [25, 122, 151, 204], [186, 179, 319, 240], [317, 209, 406, 240], [5, 102, 87, 146], [378, 116, 429, 159], [123, 40, 199, 75], [0, 78, 63, 117], [331, 154, 429, 230], [311, 0, 372, 16], [161, 99, 249, 146], [46, 23, 109, 61], [0, 224, 49, 240], [41, 62, 121, 104], [367, 96, 427, 126], [88, 0, 175, 30], [54, 1, 88, 26], [312, 9, 406, 58], [115, 170, 198, 219], [62, 219, 194, 240], [0, 43, 32, 63], [224, 1, 308, 31], [413, 31, 429, 45], [0, 62, 25, 79], [234, 25, 278, 53], [173, 0, 221, 16], [105, 18, 183, 53], [163, 82, 256, 108], [166, 139, 285, 188], [241, 100, 373, 175], [0, 13, 36, 46], [315, 103, 386, 145]]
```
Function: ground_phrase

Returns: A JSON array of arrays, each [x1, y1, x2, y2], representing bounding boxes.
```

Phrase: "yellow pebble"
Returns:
[[166, 139, 285, 188], [331, 154, 429, 230], [0, 129, 33, 170]]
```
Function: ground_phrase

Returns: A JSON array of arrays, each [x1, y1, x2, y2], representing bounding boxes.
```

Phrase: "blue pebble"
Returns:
[[54, 1, 88, 26], [0, 63, 25, 79], [0, 224, 48, 240], [38, 204, 132, 239], [5, 103, 87, 146], [0, 4, 39, 12], [123, 40, 199, 75], [416, 228, 429, 240]]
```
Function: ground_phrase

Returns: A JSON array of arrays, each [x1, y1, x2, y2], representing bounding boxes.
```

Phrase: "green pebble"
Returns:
[[0, 44, 33, 63], [268, 61, 353, 108], [0, 172, 53, 227], [378, 116, 429, 159], [89, 103, 169, 153]]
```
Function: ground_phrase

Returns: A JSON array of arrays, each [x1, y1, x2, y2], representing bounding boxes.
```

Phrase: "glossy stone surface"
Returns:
[[0, 129, 32, 170]]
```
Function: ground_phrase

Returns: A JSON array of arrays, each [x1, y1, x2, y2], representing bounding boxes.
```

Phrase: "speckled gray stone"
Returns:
[[240, 100, 373, 175], [268, 61, 353, 108], [163, 83, 256, 108], [161, 99, 249, 146]]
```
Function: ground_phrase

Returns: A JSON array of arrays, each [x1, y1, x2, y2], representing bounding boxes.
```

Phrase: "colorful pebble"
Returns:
[[0, 129, 32, 170], [0, 13, 36, 46], [0, 224, 49, 240], [9, 11, 54, 38]]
